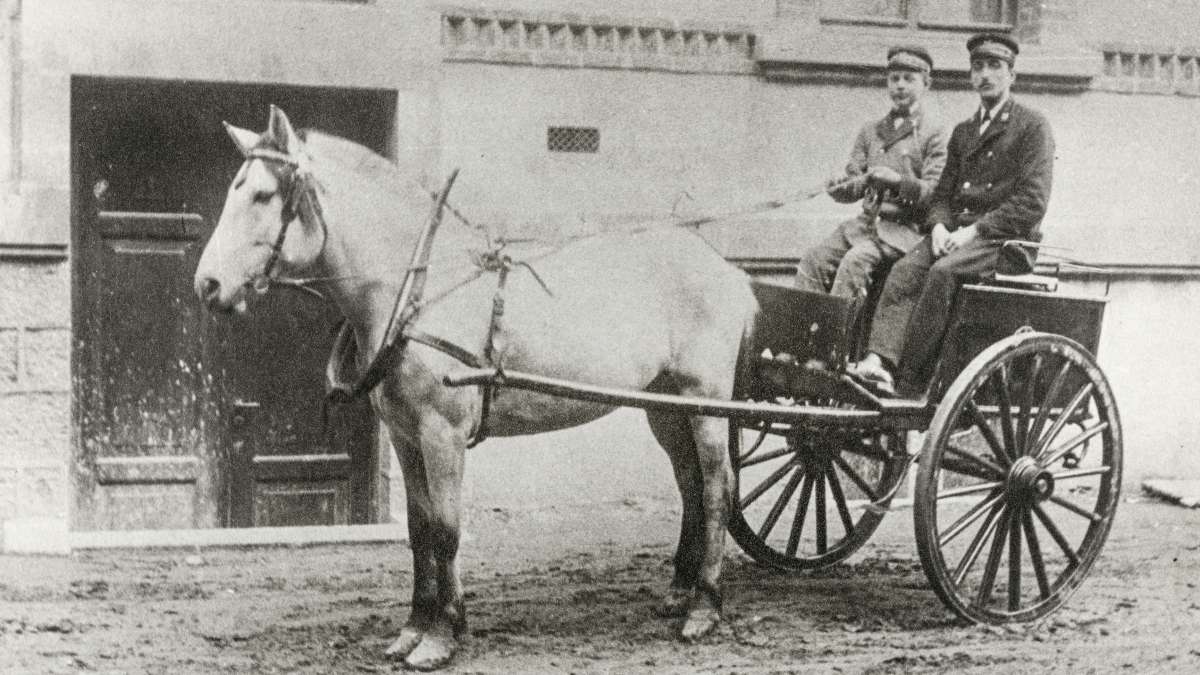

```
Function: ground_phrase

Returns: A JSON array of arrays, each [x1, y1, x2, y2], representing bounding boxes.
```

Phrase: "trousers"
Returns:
[[794, 215, 906, 300], [866, 236, 1004, 392]]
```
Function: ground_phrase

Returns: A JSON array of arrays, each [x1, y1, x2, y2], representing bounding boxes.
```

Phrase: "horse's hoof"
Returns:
[[654, 591, 691, 618], [403, 634, 458, 672], [383, 626, 423, 660], [679, 607, 720, 643]]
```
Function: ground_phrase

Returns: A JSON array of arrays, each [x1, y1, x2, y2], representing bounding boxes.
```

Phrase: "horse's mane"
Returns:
[[300, 130, 422, 201]]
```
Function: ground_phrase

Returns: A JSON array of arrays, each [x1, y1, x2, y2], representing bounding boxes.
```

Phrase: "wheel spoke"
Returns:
[[737, 423, 771, 462], [992, 364, 1017, 461], [1052, 466, 1112, 481], [967, 401, 1011, 468], [1033, 503, 1081, 568], [815, 470, 828, 554], [943, 444, 1006, 481], [785, 473, 815, 557], [940, 489, 1005, 547], [1048, 494, 1103, 523], [740, 458, 796, 509], [1039, 422, 1108, 468], [1017, 354, 1045, 456], [1030, 382, 1094, 458], [938, 480, 1004, 500], [953, 502, 1005, 587], [1023, 508, 1052, 600], [1027, 361, 1072, 458], [825, 462, 855, 535], [739, 445, 793, 469], [1007, 505, 1023, 611], [832, 454, 879, 502], [974, 507, 1013, 607], [756, 464, 805, 540]]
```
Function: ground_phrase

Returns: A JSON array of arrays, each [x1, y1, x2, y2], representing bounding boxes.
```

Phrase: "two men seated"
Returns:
[[798, 33, 1054, 398]]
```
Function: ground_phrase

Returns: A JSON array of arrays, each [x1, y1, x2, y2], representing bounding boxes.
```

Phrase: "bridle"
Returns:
[[242, 146, 329, 291]]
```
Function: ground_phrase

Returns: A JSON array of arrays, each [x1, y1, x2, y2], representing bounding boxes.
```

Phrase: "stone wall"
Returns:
[[0, 257, 71, 550]]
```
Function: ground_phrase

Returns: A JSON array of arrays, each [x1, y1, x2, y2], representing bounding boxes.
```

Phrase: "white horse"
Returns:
[[194, 106, 758, 670]]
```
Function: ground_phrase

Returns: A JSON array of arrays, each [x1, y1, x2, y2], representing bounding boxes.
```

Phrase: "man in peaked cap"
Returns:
[[850, 32, 1055, 397], [794, 45, 949, 300]]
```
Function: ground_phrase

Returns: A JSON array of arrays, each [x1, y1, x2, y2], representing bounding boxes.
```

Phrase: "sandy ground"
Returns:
[[2, 494, 1198, 674]]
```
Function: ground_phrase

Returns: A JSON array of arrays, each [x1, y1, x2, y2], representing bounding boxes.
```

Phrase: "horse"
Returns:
[[193, 105, 758, 670]]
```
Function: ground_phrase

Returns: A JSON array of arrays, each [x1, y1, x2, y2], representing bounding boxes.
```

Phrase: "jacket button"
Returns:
[[986, 183, 993, 189], [987, 151, 994, 158], [963, 181, 971, 189]]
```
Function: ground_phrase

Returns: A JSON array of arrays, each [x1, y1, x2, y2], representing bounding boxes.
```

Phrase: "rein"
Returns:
[[246, 148, 863, 445]]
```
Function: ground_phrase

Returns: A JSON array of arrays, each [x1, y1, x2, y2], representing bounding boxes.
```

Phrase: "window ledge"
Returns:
[[756, 28, 1100, 94], [0, 243, 68, 262]]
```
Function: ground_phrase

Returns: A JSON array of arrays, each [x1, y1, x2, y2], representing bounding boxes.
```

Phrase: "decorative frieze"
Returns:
[[1095, 45, 1200, 96], [439, 7, 756, 74]]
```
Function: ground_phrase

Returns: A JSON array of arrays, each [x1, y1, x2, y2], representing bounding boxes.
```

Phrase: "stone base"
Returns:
[[2, 516, 70, 554]]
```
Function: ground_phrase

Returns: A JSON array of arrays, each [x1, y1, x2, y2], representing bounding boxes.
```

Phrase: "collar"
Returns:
[[978, 94, 1010, 122], [891, 101, 922, 119]]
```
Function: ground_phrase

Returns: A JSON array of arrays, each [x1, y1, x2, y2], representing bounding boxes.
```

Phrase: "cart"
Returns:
[[445, 266, 1120, 626]]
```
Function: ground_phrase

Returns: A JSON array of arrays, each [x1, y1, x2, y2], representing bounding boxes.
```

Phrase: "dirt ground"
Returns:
[[2, 493, 1198, 674]]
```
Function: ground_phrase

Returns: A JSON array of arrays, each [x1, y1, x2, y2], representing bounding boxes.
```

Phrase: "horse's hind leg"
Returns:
[[645, 370, 732, 641], [645, 404, 704, 619], [679, 412, 732, 641], [669, 349, 738, 641]]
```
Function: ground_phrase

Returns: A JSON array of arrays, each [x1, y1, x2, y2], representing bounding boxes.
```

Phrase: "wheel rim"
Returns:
[[729, 417, 908, 571], [914, 333, 1122, 623]]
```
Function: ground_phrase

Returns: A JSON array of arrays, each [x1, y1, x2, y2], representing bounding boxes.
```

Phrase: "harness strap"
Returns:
[[403, 328, 485, 369], [465, 261, 513, 448]]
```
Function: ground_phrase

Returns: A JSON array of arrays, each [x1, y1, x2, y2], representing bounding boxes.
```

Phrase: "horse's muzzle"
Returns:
[[194, 275, 248, 313], [195, 275, 222, 308]]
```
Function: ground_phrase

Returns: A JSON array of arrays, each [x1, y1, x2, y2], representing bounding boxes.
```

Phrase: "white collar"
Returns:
[[979, 95, 1009, 122]]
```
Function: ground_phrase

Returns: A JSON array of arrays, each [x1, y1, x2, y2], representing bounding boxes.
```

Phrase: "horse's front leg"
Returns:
[[383, 465, 436, 661], [384, 414, 469, 671]]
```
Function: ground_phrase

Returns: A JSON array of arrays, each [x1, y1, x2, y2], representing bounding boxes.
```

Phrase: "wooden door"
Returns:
[[72, 78, 393, 530], [74, 210, 217, 530]]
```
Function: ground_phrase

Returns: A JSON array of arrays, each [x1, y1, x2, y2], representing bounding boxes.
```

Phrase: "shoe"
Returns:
[[846, 359, 896, 397]]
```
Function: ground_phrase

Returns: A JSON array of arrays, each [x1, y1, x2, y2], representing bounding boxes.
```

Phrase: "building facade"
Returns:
[[1, 0, 1197, 551]]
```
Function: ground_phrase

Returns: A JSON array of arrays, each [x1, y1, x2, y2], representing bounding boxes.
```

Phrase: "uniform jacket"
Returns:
[[926, 97, 1054, 241], [828, 104, 949, 251]]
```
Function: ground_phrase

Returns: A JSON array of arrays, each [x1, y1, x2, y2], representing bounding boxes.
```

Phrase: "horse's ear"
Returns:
[[224, 122, 259, 157], [267, 104, 302, 154]]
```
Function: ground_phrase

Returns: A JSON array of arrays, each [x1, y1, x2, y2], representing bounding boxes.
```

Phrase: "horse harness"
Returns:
[[244, 146, 523, 447], [244, 146, 328, 284]]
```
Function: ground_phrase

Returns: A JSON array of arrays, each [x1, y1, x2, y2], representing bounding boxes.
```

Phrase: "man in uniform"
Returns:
[[795, 45, 948, 300], [851, 32, 1055, 397]]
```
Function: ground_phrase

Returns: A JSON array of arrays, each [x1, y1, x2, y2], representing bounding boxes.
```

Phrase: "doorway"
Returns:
[[71, 77, 396, 530]]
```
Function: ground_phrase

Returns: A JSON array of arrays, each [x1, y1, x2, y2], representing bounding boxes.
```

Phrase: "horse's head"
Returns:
[[194, 105, 326, 313]]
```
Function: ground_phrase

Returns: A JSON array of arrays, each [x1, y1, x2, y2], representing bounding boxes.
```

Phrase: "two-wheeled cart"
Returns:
[[445, 268, 1119, 625]]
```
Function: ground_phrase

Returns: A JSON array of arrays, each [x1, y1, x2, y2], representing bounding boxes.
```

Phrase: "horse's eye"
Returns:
[[252, 190, 275, 204]]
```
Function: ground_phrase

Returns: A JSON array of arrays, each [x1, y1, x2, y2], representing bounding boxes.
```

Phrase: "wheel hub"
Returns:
[[1007, 456, 1055, 502]]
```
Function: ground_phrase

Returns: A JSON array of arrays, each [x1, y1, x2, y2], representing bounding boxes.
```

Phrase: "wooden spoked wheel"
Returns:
[[729, 416, 909, 571], [914, 332, 1122, 624]]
